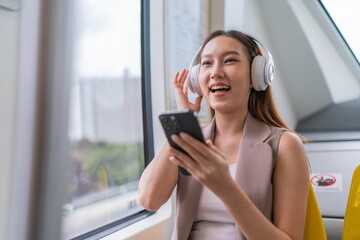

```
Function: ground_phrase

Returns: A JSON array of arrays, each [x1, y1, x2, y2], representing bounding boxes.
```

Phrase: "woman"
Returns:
[[139, 30, 309, 240]]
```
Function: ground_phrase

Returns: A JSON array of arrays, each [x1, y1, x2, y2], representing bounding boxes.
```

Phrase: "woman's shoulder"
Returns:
[[279, 131, 303, 147], [276, 131, 310, 182], [278, 131, 307, 161]]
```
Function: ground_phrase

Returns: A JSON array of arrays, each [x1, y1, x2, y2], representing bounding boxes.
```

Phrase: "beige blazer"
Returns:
[[171, 113, 285, 240]]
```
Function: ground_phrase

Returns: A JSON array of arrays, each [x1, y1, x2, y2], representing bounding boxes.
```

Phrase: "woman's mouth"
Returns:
[[210, 85, 231, 93]]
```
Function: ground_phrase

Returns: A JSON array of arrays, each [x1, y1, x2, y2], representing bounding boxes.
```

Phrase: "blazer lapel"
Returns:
[[174, 176, 202, 240], [235, 113, 274, 214]]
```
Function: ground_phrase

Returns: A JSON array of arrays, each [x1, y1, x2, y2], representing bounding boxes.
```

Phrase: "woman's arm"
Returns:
[[139, 69, 203, 211], [138, 141, 179, 211], [272, 131, 310, 239], [170, 131, 309, 240]]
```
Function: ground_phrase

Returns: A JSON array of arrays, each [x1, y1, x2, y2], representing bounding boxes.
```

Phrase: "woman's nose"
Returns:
[[210, 64, 225, 79]]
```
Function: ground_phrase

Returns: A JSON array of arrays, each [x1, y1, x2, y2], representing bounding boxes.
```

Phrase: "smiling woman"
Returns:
[[139, 29, 310, 240]]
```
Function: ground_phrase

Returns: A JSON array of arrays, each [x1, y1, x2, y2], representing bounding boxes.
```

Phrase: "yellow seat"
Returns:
[[343, 165, 360, 240], [304, 184, 327, 240]]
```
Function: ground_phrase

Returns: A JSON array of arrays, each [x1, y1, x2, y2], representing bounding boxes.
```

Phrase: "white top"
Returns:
[[189, 164, 237, 240]]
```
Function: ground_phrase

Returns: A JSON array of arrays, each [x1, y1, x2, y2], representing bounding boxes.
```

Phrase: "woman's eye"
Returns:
[[201, 61, 211, 66], [225, 58, 237, 63]]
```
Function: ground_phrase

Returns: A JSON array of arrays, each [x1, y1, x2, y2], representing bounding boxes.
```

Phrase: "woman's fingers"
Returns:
[[173, 68, 202, 112], [171, 133, 213, 168], [183, 78, 189, 95], [169, 155, 194, 175], [173, 133, 228, 167], [194, 95, 203, 112], [206, 139, 226, 160], [179, 69, 188, 86], [168, 146, 198, 175], [174, 69, 188, 86], [169, 133, 230, 186], [173, 71, 180, 85]]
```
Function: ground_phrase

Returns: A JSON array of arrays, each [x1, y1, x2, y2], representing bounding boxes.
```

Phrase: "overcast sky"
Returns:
[[75, 0, 141, 78]]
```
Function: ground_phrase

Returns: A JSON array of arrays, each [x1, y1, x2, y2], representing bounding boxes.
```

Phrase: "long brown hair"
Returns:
[[201, 30, 307, 142]]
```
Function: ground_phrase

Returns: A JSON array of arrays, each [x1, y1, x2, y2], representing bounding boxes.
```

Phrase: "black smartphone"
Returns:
[[159, 109, 205, 175]]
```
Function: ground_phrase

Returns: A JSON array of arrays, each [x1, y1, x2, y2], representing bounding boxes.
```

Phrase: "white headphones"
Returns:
[[187, 35, 275, 96]]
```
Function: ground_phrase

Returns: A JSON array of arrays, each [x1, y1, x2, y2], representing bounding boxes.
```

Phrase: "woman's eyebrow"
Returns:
[[223, 51, 241, 57], [201, 50, 241, 59]]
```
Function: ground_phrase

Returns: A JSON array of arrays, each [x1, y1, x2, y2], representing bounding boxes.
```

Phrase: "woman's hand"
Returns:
[[169, 133, 232, 194], [173, 69, 202, 112]]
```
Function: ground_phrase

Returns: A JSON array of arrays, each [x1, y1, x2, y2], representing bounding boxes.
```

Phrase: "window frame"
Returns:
[[141, 0, 155, 167]]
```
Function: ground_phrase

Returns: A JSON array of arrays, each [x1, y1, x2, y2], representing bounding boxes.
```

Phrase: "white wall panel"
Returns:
[[0, 8, 19, 240]]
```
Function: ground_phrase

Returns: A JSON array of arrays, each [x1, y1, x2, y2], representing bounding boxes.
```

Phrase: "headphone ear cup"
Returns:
[[251, 55, 268, 91], [187, 64, 202, 96]]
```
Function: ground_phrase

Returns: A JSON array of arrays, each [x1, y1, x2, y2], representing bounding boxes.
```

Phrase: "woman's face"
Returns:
[[198, 35, 252, 114]]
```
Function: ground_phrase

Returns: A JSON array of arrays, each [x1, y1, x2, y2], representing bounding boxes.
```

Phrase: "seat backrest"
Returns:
[[343, 164, 360, 240], [304, 183, 327, 240]]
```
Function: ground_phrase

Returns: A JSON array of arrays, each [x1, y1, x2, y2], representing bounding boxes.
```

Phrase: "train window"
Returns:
[[164, 0, 211, 124], [319, 0, 360, 64], [61, 0, 153, 239], [296, 1, 360, 142]]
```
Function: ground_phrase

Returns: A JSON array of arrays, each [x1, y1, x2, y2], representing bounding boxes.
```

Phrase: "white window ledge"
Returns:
[[101, 199, 173, 240]]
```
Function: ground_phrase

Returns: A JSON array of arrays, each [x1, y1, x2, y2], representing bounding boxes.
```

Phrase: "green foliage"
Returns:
[[67, 139, 145, 202], [81, 141, 144, 186]]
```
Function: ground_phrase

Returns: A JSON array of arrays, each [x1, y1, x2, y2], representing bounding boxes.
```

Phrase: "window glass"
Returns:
[[61, 0, 145, 238], [164, 0, 211, 124], [319, 0, 360, 63]]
